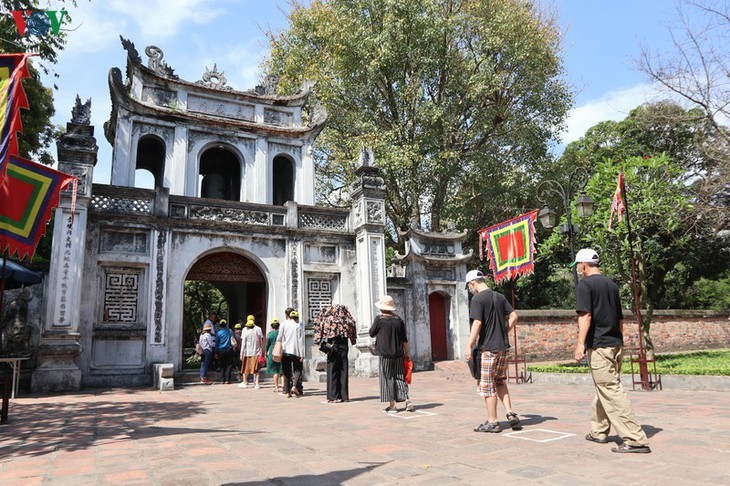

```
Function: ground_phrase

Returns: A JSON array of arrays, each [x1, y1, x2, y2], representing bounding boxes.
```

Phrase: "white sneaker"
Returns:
[[254, 384, 260, 390], [238, 382, 247, 389], [405, 400, 414, 412]]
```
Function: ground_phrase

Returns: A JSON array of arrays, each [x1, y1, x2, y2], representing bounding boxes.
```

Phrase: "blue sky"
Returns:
[[31, 0, 694, 183]]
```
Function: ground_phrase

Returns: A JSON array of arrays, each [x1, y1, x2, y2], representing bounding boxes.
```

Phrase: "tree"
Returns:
[[638, 0, 730, 230], [266, 0, 571, 247]]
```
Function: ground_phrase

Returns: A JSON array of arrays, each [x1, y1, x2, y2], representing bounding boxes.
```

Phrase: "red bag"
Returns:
[[404, 357, 413, 384], [258, 354, 265, 366]]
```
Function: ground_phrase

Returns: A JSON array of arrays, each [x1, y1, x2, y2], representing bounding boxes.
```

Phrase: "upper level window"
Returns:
[[200, 146, 241, 201], [272, 154, 295, 205], [135, 136, 166, 188]]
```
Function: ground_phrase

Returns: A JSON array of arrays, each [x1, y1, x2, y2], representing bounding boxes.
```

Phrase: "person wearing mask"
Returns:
[[216, 319, 234, 384], [277, 309, 305, 397], [266, 318, 283, 393], [199, 322, 216, 384], [239, 315, 264, 389]]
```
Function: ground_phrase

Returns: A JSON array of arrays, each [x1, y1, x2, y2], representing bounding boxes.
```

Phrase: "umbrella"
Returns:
[[1, 259, 42, 290]]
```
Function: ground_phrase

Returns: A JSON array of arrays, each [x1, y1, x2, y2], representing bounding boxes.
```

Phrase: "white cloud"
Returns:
[[106, 0, 224, 41], [561, 83, 665, 144]]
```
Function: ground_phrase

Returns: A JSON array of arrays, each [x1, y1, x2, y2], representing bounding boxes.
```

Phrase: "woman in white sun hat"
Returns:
[[369, 295, 414, 414]]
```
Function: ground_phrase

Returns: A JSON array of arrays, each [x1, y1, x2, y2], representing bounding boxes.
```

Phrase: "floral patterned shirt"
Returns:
[[313, 305, 357, 344]]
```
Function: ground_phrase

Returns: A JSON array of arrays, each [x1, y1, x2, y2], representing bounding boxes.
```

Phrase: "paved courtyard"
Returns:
[[1, 365, 729, 485]]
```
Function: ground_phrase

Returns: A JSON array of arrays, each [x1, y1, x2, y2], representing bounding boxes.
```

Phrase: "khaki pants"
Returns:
[[588, 346, 649, 446]]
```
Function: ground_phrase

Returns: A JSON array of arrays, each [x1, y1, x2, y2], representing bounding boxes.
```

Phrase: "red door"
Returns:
[[429, 292, 448, 361]]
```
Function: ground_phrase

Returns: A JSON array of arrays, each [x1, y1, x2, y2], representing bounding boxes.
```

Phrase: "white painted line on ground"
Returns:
[[503, 428, 575, 443], [387, 410, 437, 420]]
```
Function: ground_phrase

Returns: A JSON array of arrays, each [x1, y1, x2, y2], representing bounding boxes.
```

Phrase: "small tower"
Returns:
[[350, 147, 388, 377], [32, 97, 98, 393]]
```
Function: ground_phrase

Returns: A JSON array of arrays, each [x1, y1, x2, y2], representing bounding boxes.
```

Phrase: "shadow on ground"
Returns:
[[519, 414, 558, 426], [227, 461, 389, 485], [0, 398, 226, 458]]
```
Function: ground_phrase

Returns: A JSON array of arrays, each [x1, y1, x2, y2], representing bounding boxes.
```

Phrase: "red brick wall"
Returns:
[[515, 310, 730, 361]]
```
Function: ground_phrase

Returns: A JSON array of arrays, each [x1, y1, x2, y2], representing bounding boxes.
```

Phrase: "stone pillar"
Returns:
[[32, 97, 98, 393], [350, 154, 387, 377]]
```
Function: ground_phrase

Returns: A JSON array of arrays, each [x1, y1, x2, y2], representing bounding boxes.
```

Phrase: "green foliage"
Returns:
[[267, 0, 572, 246], [183, 281, 228, 349], [530, 349, 730, 376], [684, 275, 730, 311]]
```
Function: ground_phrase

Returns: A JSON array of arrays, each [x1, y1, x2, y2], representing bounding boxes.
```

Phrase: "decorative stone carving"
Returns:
[[358, 146, 375, 167], [71, 95, 92, 125], [120, 35, 142, 64], [366, 200, 384, 224], [187, 95, 255, 122], [196, 64, 233, 91], [188, 205, 270, 225], [153, 231, 166, 343], [145, 45, 178, 79], [56, 214, 74, 326], [133, 123, 174, 144], [1, 290, 32, 354], [249, 74, 280, 96], [268, 142, 300, 159], [141, 86, 177, 108], [264, 108, 293, 127], [299, 212, 348, 231], [187, 252, 264, 283], [60, 165, 90, 197], [291, 241, 299, 309]]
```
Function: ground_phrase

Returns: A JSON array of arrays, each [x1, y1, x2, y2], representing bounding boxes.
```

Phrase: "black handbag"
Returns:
[[319, 340, 336, 356]]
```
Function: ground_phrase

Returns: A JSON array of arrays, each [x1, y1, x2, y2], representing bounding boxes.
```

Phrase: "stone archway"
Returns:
[[184, 252, 268, 368]]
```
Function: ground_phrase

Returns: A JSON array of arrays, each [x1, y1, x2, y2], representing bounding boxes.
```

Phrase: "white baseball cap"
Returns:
[[570, 248, 599, 267], [465, 269, 485, 286]]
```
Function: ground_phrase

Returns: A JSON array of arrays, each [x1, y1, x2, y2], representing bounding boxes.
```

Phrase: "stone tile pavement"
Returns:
[[1, 365, 729, 485]]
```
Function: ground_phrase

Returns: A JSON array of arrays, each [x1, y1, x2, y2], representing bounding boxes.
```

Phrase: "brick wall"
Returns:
[[515, 310, 730, 361]]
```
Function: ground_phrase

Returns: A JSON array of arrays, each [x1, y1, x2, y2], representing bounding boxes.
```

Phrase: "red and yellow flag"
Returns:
[[0, 154, 76, 260], [0, 53, 30, 178], [478, 210, 538, 283]]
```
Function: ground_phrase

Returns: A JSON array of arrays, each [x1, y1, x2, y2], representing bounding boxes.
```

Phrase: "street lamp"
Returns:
[[536, 168, 594, 286]]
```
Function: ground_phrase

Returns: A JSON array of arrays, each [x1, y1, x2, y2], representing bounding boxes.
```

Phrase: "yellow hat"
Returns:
[[247, 314, 255, 321], [220, 319, 227, 325], [234, 323, 242, 329], [290, 310, 299, 318]]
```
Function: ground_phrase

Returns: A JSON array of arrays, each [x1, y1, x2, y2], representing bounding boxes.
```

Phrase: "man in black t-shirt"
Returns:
[[464, 270, 521, 433], [573, 248, 651, 454]]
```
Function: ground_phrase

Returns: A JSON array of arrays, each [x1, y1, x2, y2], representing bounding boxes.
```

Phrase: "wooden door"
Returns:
[[429, 292, 448, 361]]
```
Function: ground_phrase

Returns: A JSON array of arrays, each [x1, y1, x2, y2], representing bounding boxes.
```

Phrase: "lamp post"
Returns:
[[536, 168, 594, 286]]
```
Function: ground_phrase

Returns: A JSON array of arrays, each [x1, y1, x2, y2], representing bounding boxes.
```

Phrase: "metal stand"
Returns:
[[629, 349, 661, 390]]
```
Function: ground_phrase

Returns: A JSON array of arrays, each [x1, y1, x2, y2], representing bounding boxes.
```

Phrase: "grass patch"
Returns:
[[530, 349, 730, 376]]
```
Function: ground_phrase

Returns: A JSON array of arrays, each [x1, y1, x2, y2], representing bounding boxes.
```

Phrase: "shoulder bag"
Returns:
[[272, 340, 283, 362]]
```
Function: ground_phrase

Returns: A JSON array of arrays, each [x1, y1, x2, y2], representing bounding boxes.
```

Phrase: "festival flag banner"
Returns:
[[0, 53, 31, 176], [0, 154, 76, 260], [608, 169, 626, 230], [478, 210, 539, 283]]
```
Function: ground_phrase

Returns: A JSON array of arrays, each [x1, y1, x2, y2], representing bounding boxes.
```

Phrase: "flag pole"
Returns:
[[620, 171, 650, 390]]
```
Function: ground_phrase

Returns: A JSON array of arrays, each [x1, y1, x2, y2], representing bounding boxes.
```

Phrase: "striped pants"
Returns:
[[379, 356, 409, 403]]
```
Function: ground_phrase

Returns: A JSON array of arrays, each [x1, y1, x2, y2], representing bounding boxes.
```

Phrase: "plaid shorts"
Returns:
[[477, 350, 509, 398]]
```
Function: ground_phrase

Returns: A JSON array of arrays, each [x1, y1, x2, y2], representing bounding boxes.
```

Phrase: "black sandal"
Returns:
[[585, 433, 608, 444], [506, 412, 522, 430]]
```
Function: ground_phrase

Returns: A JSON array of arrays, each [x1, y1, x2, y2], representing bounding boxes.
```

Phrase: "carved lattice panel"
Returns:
[[187, 252, 265, 283], [307, 278, 333, 322], [103, 270, 140, 323]]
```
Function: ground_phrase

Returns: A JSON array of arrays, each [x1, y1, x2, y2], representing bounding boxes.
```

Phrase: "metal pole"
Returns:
[[620, 174, 650, 389], [511, 279, 518, 383], [565, 194, 578, 287]]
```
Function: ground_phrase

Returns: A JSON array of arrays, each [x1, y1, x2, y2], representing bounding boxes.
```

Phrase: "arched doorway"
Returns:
[[429, 292, 449, 361], [183, 252, 267, 368]]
